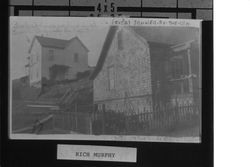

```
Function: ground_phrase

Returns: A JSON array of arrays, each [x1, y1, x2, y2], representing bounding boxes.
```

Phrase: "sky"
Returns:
[[10, 17, 109, 80]]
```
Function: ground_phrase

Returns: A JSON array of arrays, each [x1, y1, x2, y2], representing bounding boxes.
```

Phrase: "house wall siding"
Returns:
[[149, 43, 173, 109], [29, 39, 42, 87], [190, 40, 201, 107], [64, 38, 89, 79], [94, 28, 153, 114], [41, 47, 65, 79], [41, 39, 89, 80]]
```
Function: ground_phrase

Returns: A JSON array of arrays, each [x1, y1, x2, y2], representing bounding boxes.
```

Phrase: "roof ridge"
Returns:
[[34, 36, 72, 49], [36, 35, 70, 41]]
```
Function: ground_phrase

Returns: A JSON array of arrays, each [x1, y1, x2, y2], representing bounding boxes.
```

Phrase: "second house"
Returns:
[[28, 36, 89, 88]]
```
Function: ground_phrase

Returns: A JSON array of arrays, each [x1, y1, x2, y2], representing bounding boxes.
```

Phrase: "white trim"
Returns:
[[171, 40, 195, 52]]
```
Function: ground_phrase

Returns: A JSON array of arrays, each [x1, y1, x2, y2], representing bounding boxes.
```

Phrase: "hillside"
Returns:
[[12, 74, 93, 110], [12, 76, 41, 100], [11, 74, 94, 133]]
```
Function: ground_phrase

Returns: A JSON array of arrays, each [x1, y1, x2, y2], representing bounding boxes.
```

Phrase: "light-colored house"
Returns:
[[90, 26, 201, 116], [28, 36, 89, 88]]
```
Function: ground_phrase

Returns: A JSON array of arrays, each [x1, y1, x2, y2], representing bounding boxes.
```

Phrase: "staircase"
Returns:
[[58, 87, 79, 108]]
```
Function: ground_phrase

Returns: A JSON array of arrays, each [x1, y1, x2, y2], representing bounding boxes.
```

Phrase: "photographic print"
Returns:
[[10, 17, 202, 142]]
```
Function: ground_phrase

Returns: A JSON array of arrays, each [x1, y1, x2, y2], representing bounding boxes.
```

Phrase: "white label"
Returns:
[[57, 144, 137, 162]]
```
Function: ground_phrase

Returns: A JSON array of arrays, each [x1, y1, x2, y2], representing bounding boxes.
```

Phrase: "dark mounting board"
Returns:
[[1, 1, 213, 167]]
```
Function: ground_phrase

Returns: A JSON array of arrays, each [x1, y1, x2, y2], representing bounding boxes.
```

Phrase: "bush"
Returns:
[[76, 70, 91, 79]]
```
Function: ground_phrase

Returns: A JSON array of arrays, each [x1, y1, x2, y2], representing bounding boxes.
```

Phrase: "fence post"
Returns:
[[102, 105, 105, 134], [52, 114, 55, 130], [89, 112, 92, 135], [75, 103, 77, 132]]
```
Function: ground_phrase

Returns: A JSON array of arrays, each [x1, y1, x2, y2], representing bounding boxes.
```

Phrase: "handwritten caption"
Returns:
[[10, 17, 201, 36], [111, 18, 192, 26]]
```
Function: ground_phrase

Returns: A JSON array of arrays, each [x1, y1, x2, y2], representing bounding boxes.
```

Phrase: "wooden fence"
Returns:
[[52, 111, 91, 134], [13, 103, 200, 136], [91, 104, 200, 135]]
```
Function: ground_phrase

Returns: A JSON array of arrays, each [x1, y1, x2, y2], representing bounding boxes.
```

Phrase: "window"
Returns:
[[48, 50, 54, 61], [108, 66, 115, 90], [74, 53, 79, 63]]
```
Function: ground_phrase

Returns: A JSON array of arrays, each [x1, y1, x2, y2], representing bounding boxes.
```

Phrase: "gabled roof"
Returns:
[[68, 36, 89, 52], [28, 36, 89, 53], [36, 36, 69, 49], [90, 26, 199, 80]]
